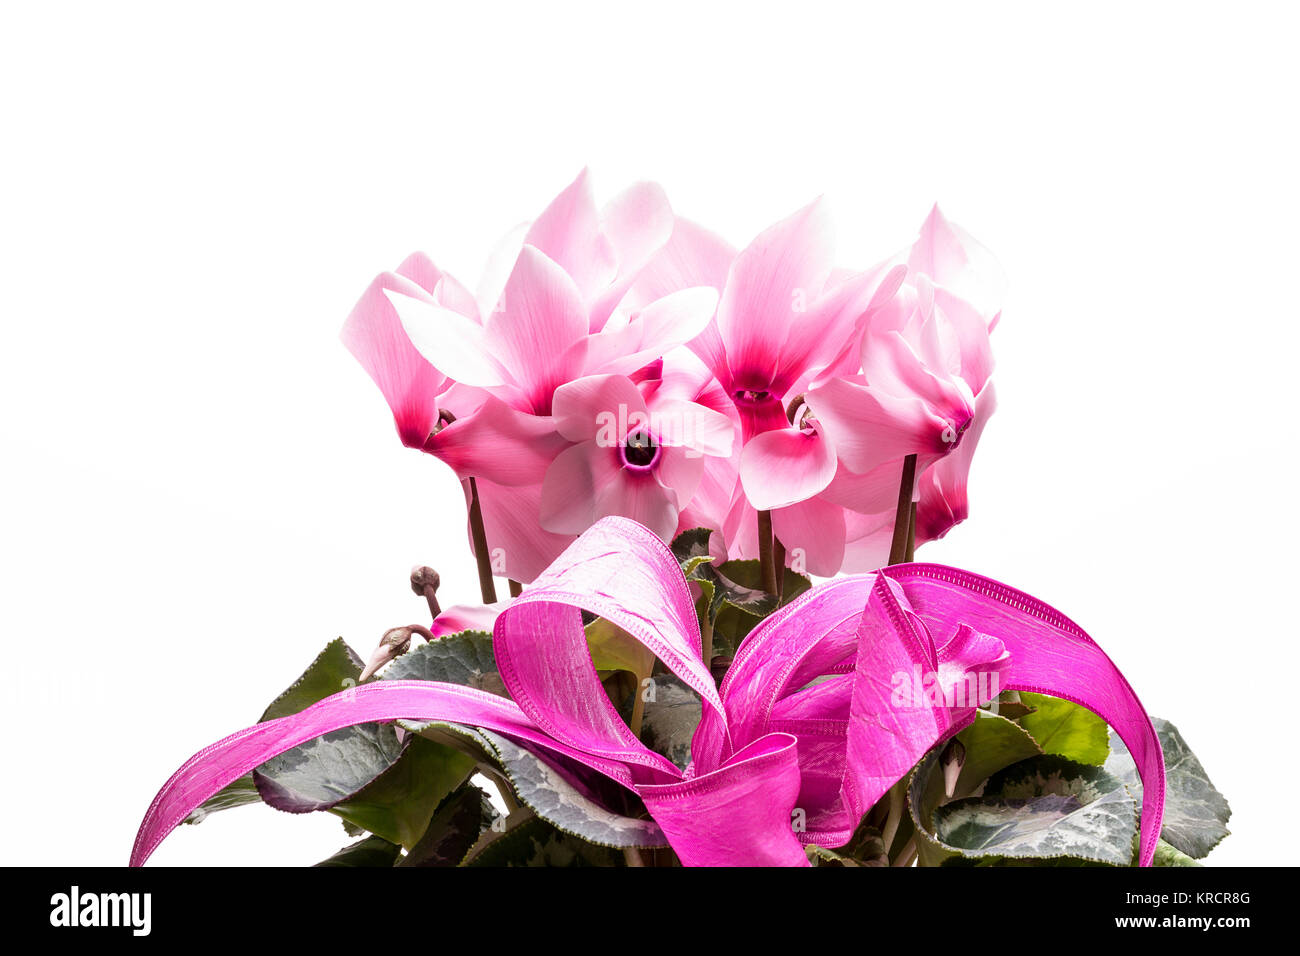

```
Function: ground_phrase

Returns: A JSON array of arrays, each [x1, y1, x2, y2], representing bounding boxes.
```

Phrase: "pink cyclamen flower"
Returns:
[[385, 170, 715, 417], [539, 369, 735, 542], [342, 172, 720, 579], [340, 251, 478, 448], [132, 517, 1165, 868], [627, 202, 934, 573], [813, 206, 1000, 527]]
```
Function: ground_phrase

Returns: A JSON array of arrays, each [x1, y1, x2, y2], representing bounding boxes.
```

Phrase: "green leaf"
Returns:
[[380, 630, 507, 697], [254, 723, 405, 813], [184, 773, 260, 824], [986, 690, 1034, 720], [313, 834, 403, 867], [909, 712, 1050, 868], [805, 845, 865, 867], [931, 756, 1138, 867], [586, 617, 655, 676], [1016, 692, 1110, 765], [261, 637, 365, 721], [907, 713, 1045, 866], [707, 560, 812, 658], [1104, 718, 1231, 859], [1153, 838, 1203, 867], [670, 527, 717, 578], [951, 712, 1046, 794], [475, 730, 667, 849], [463, 810, 627, 866], [669, 529, 813, 663], [398, 781, 495, 867], [821, 821, 889, 866], [639, 675, 702, 772], [187, 638, 367, 824], [330, 736, 477, 849]]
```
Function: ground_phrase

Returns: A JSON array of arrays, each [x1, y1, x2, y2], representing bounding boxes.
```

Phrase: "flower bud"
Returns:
[[359, 624, 432, 681]]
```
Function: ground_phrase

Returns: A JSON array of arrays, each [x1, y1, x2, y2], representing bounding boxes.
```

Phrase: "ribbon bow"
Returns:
[[131, 517, 1163, 866]]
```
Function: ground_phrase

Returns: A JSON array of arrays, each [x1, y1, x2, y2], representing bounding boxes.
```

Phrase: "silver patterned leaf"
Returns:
[[929, 755, 1138, 866], [1103, 718, 1230, 859], [476, 730, 667, 849]]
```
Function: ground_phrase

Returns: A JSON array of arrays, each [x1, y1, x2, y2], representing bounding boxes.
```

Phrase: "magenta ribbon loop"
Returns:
[[130, 518, 1165, 867]]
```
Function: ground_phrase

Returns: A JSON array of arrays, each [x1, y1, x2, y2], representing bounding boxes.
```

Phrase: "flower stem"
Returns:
[[891, 837, 918, 867], [887, 455, 917, 566], [700, 613, 714, 671], [881, 778, 906, 854], [629, 674, 649, 738], [466, 477, 497, 604], [772, 536, 786, 602], [757, 509, 777, 596], [508, 579, 522, 597], [905, 500, 917, 562]]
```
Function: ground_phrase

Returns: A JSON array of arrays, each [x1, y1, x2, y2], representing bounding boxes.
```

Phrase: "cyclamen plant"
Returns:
[[133, 172, 1230, 867]]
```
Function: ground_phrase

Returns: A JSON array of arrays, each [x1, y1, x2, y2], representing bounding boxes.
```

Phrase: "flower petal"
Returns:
[[472, 479, 575, 583], [524, 167, 618, 304], [716, 199, 834, 389], [551, 374, 648, 444], [915, 381, 997, 543], [627, 216, 736, 305], [426, 396, 566, 486], [341, 272, 447, 448], [592, 471, 680, 543], [773, 263, 906, 396], [805, 376, 960, 476], [430, 601, 509, 639], [475, 219, 529, 319], [539, 441, 620, 535], [394, 251, 443, 294], [840, 510, 895, 572], [582, 287, 719, 379], [772, 496, 846, 577], [647, 397, 735, 457], [908, 204, 1006, 324], [387, 287, 508, 388], [819, 459, 909, 515], [587, 181, 676, 329], [655, 446, 706, 512], [739, 424, 838, 511], [860, 323, 975, 434], [485, 245, 592, 414]]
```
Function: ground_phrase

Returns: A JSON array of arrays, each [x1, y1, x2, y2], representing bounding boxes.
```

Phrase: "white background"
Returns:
[[2, 2, 1295, 866]]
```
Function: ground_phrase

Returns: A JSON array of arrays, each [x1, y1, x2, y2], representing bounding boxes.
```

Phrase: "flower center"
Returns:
[[733, 389, 773, 405], [621, 430, 660, 471], [784, 394, 819, 435]]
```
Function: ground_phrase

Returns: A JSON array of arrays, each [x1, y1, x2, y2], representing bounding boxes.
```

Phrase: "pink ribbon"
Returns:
[[131, 516, 1164, 867]]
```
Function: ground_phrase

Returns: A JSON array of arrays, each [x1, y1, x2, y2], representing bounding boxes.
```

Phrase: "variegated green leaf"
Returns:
[[262, 637, 365, 721], [313, 834, 402, 867], [670, 526, 717, 578], [907, 713, 1044, 866], [380, 630, 506, 696], [639, 675, 702, 772], [188, 638, 367, 823], [475, 730, 667, 849], [463, 810, 627, 867], [931, 756, 1137, 866], [1104, 718, 1230, 859], [398, 781, 495, 867]]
